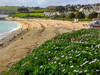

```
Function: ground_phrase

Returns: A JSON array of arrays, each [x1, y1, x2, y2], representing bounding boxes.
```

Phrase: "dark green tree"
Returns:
[[67, 13, 75, 19], [69, 6, 76, 11], [17, 8, 29, 13], [76, 12, 85, 19], [88, 12, 98, 19], [55, 6, 65, 13]]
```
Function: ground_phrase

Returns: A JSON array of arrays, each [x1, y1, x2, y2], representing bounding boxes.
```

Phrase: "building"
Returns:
[[44, 11, 61, 16], [79, 6, 100, 16]]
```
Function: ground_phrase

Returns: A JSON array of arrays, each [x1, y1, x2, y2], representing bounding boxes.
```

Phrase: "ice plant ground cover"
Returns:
[[3, 29, 100, 75]]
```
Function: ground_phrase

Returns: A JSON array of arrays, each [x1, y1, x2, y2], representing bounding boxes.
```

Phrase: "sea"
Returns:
[[0, 15, 21, 39]]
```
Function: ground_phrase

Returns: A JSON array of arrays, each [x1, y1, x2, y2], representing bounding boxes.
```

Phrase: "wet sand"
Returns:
[[0, 19, 89, 73]]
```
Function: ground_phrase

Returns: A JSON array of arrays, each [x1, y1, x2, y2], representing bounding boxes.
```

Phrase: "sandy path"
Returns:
[[0, 19, 89, 73]]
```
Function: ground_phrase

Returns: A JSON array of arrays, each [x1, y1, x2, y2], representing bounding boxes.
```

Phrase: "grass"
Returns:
[[30, 9, 49, 13], [12, 13, 45, 18], [0, 6, 19, 11], [12, 12, 92, 21], [3, 29, 100, 75], [12, 13, 92, 22]]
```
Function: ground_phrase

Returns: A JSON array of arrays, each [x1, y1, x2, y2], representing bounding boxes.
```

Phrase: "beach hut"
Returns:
[[89, 15, 100, 28]]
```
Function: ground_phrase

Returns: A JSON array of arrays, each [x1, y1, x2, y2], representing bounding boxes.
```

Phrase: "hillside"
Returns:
[[3, 29, 100, 75], [0, 6, 19, 11], [0, 6, 20, 14]]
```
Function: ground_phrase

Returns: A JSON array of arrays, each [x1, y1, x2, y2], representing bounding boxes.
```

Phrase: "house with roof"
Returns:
[[44, 11, 61, 16], [79, 6, 100, 16]]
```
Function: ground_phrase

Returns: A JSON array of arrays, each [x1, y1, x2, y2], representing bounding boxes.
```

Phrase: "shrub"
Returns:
[[53, 14, 66, 18], [76, 12, 85, 19], [88, 12, 98, 19], [17, 8, 29, 13], [67, 13, 75, 19]]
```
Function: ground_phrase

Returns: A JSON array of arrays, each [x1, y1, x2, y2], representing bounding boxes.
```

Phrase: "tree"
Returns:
[[53, 14, 66, 19], [88, 12, 98, 19], [76, 12, 85, 19], [46, 6, 57, 12], [69, 6, 76, 11], [34, 7, 40, 10], [67, 13, 75, 19], [17, 8, 29, 13], [55, 6, 65, 13]]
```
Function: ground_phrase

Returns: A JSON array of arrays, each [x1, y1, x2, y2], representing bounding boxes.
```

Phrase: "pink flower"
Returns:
[[71, 37, 75, 42]]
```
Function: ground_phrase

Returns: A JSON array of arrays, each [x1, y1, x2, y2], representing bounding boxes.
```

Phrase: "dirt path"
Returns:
[[0, 19, 89, 73]]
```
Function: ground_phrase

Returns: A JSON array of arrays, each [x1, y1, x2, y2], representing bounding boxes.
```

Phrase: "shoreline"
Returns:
[[0, 21, 22, 40], [0, 21, 28, 48]]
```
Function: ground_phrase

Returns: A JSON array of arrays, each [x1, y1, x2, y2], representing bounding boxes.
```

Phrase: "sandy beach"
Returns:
[[0, 18, 89, 73]]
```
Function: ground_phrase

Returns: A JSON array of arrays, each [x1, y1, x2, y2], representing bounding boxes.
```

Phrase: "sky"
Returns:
[[0, 0, 100, 7]]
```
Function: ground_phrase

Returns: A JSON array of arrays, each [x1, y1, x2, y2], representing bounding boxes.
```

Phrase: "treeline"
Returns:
[[10, 3, 100, 21], [53, 12, 99, 19]]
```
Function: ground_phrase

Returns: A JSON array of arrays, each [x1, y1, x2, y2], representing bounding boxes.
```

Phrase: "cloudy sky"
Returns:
[[0, 0, 100, 7]]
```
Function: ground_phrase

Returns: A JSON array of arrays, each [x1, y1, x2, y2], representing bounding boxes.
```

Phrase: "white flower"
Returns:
[[34, 57, 38, 59], [61, 55, 64, 58], [48, 58, 50, 60], [62, 69, 66, 72], [73, 70, 79, 72], [54, 61, 57, 64], [84, 70, 87, 72], [40, 65, 43, 68], [61, 64, 64, 66], [76, 54, 81, 57], [80, 61, 89, 67], [54, 57, 59, 60], [70, 65, 74, 68], [96, 44, 100, 48], [70, 61, 72, 63], [96, 70, 99, 72], [79, 71, 82, 73], [58, 62, 61, 65], [89, 59, 97, 64], [71, 50, 74, 52], [48, 51, 51, 53]]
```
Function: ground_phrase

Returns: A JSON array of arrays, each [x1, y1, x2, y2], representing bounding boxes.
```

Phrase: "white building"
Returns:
[[44, 12, 61, 16], [79, 6, 100, 16]]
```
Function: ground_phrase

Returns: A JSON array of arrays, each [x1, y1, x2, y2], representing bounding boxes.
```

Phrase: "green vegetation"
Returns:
[[0, 6, 48, 14], [30, 9, 49, 13], [0, 6, 20, 14], [17, 8, 29, 13], [76, 12, 85, 19], [5, 6, 93, 21], [12, 13, 45, 18], [88, 12, 98, 19], [3, 29, 100, 75], [67, 13, 75, 19], [0, 6, 20, 11], [12, 12, 92, 21], [55, 6, 66, 13]]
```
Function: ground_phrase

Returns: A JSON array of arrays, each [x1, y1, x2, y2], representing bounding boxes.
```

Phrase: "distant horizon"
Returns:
[[0, 0, 100, 7], [0, 3, 100, 8]]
